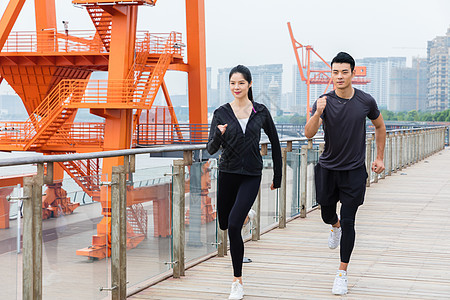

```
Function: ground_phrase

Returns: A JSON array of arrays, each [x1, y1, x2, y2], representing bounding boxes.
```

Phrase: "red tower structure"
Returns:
[[0, 0, 209, 259]]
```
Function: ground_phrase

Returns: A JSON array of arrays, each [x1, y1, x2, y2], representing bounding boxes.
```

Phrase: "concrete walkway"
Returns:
[[130, 147, 450, 299]]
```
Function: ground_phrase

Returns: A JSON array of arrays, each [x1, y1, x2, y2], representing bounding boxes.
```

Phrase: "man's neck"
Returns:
[[335, 87, 355, 99]]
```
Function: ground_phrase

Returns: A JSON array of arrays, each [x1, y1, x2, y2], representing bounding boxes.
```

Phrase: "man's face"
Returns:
[[331, 63, 354, 90]]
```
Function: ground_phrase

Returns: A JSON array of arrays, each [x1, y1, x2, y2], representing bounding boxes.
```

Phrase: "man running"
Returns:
[[304, 52, 386, 295]]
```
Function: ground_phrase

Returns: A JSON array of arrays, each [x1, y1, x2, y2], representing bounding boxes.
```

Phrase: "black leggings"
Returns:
[[321, 202, 359, 264], [217, 172, 261, 277]]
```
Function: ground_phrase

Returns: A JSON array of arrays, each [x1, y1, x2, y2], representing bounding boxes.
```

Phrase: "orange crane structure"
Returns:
[[287, 22, 370, 121], [0, 0, 209, 259]]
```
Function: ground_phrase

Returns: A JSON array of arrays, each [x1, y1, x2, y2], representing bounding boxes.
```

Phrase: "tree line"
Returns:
[[380, 109, 450, 122], [274, 109, 450, 125]]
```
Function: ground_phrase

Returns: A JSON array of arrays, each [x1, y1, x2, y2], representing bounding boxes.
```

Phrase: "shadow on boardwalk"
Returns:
[[130, 147, 450, 299]]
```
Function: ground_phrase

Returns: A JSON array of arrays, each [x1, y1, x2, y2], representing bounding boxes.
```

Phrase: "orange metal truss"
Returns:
[[0, 0, 209, 259]]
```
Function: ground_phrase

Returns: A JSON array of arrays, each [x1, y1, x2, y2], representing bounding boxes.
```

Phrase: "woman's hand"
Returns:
[[217, 124, 228, 135], [270, 182, 277, 190]]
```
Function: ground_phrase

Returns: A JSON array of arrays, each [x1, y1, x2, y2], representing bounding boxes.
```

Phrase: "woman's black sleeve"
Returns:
[[262, 108, 282, 188], [206, 111, 222, 155]]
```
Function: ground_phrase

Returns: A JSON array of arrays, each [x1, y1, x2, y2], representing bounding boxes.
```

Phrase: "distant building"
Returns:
[[356, 57, 406, 110], [427, 27, 450, 112], [390, 58, 427, 112]]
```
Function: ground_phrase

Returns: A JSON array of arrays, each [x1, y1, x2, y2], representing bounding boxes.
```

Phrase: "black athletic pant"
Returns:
[[217, 172, 261, 278], [314, 164, 367, 264], [321, 202, 359, 263]]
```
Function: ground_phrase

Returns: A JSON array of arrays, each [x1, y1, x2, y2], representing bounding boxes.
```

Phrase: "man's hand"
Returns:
[[372, 159, 385, 174], [217, 124, 228, 135], [316, 96, 327, 115]]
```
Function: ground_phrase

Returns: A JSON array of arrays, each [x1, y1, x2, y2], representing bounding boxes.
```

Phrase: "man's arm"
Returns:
[[304, 96, 326, 138], [371, 114, 386, 174]]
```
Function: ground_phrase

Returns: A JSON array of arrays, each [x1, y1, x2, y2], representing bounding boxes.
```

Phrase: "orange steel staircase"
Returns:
[[85, 6, 112, 52], [58, 159, 101, 202]]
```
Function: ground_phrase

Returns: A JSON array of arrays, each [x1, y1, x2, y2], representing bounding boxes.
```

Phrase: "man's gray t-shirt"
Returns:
[[311, 88, 380, 171]]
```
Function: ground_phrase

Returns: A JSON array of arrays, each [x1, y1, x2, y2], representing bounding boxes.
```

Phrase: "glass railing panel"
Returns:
[[184, 158, 218, 262], [126, 162, 173, 290], [307, 145, 320, 210], [42, 173, 110, 300], [0, 184, 21, 300], [286, 150, 299, 218], [260, 152, 279, 231]]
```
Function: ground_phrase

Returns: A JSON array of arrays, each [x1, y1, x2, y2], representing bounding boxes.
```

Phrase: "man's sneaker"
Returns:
[[328, 226, 342, 249], [228, 281, 244, 299], [332, 270, 348, 295]]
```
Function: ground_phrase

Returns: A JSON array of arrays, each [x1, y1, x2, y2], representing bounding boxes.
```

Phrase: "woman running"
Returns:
[[207, 65, 282, 300]]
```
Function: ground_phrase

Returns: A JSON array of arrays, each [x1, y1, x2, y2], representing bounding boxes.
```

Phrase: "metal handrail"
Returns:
[[0, 126, 447, 167]]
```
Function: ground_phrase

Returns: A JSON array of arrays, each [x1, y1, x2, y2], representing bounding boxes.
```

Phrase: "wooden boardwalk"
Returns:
[[130, 147, 450, 299]]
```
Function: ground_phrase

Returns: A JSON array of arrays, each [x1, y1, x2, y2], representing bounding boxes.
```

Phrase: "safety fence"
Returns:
[[0, 126, 446, 299]]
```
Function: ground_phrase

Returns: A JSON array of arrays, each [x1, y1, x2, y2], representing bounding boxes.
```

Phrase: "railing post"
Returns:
[[279, 147, 288, 228], [299, 143, 308, 218], [381, 132, 388, 179], [111, 164, 127, 300], [385, 132, 394, 176], [371, 133, 378, 183], [218, 229, 227, 257], [23, 163, 44, 300], [415, 131, 419, 163], [399, 132, 404, 170], [172, 159, 186, 278], [366, 136, 372, 186], [252, 187, 261, 241]]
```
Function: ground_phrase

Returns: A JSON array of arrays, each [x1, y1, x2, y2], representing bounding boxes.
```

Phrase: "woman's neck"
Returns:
[[231, 97, 251, 108]]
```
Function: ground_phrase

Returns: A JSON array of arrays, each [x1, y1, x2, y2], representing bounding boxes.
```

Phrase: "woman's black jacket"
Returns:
[[207, 102, 282, 188]]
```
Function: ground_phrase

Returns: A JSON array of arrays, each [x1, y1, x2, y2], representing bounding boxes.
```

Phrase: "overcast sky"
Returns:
[[1, 0, 449, 94]]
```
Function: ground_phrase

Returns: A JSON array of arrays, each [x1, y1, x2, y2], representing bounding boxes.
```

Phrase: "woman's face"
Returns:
[[229, 72, 252, 100]]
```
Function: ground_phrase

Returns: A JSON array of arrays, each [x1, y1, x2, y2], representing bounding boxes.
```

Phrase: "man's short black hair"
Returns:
[[331, 52, 355, 72]]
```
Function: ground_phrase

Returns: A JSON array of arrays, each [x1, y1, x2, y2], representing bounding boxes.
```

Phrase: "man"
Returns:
[[304, 52, 386, 295]]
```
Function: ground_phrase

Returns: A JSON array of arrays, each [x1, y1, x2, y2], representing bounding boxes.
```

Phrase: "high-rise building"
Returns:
[[390, 58, 428, 112], [356, 57, 406, 110], [427, 27, 450, 112], [217, 64, 283, 115]]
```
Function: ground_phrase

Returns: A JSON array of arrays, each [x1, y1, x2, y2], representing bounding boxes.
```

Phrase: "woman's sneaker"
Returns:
[[244, 209, 256, 226], [328, 226, 342, 249], [332, 270, 348, 295], [228, 281, 244, 299]]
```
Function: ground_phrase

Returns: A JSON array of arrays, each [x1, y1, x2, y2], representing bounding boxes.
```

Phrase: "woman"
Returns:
[[207, 65, 282, 299]]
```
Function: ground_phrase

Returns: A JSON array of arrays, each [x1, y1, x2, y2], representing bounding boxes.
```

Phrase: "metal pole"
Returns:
[[279, 148, 287, 228]]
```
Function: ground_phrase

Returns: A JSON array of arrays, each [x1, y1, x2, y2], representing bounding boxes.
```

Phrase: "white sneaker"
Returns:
[[228, 281, 244, 300], [244, 209, 256, 226], [332, 270, 348, 295], [328, 226, 342, 249], [248, 209, 256, 222]]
